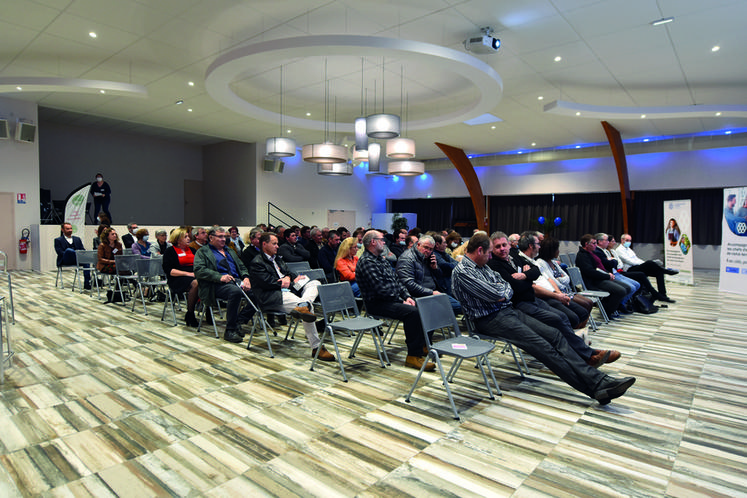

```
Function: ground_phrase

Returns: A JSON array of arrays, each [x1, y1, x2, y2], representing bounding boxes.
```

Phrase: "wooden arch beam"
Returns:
[[601, 121, 631, 234], [435, 142, 488, 232]]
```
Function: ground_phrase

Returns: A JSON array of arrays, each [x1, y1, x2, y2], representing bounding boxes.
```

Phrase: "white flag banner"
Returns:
[[663, 199, 694, 285], [64, 184, 91, 237], [719, 187, 747, 295]]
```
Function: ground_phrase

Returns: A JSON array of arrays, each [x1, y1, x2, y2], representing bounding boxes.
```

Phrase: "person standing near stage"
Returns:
[[90, 173, 112, 223]]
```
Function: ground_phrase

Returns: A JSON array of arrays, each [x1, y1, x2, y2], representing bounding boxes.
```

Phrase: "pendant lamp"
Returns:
[[386, 68, 415, 158], [387, 160, 425, 176], [303, 59, 347, 164], [366, 57, 400, 139], [266, 66, 296, 158], [317, 162, 354, 176], [367, 142, 381, 173], [352, 146, 368, 165]]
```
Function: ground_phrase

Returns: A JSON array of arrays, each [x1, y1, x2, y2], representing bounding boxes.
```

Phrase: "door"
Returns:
[[0, 193, 16, 269]]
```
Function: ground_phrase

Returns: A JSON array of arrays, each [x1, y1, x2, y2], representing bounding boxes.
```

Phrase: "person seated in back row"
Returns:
[[54, 222, 90, 289]]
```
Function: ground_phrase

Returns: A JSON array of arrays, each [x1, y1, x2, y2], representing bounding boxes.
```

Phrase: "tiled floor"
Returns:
[[0, 270, 745, 497]]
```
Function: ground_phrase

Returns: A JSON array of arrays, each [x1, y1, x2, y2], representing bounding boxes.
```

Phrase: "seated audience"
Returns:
[[227, 226, 244, 254], [54, 222, 90, 289], [576, 234, 629, 317], [94, 212, 111, 249], [444, 231, 462, 257], [336, 226, 350, 240], [121, 222, 138, 250], [193, 227, 255, 344], [249, 232, 334, 361], [153, 230, 170, 256], [334, 236, 361, 296], [277, 229, 311, 262], [97, 227, 123, 275], [356, 230, 434, 372], [536, 237, 593, 327], [318, 231, 341, 282], [131, 228, 152, 258], [396, 234, 461, 315], [189, 226, 208, 252], [488, 231, 616, 366], [451, 232, 635, 405], [615, 234, 677, 303], [388, 230, 408, 259], [430, 232, 458, 293], [162, 227, 199, 327], [307, 227, 325, 269], [240, 227, 263, 269]]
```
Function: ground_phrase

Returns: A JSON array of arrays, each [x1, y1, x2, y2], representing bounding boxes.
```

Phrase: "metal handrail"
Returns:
[[267, 201, 305, 228]]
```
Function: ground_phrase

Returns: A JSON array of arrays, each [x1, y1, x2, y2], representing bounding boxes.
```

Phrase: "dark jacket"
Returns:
[[593, 247, 618, 273], [395, 247, 444, 297], [54, 235, 85, 266], [240, 244, 261, 270], [249, 252, 299, 311], [193, 244, 249, 306], [487, 254, 539, 303], [575, 248, 613, 285], [277, 241, 310, 262], [318, 244, 338, 281]]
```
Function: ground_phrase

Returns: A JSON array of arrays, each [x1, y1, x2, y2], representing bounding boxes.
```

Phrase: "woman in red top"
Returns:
[[162, 227, 199, 326], [334, 236, 361, 297]]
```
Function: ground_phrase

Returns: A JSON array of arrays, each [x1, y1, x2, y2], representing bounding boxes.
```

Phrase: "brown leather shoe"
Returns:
[[291, 306, 316, 322], [605, 350, 621, 363], [405, 355, 436, 372], [587, 350, 612, 368], [312, 345, 335, 361]]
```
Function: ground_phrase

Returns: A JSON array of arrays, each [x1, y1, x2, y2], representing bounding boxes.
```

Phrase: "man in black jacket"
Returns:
[[576, 234, 629, 317], [54, 222, 90, 289], [277, 230, 310, 263], [249, 232, 334, 361]]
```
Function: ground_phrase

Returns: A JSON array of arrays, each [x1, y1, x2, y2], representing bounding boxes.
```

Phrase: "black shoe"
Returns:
[[663, 267, 679, 275], [617, 304, 633, 315], [224, 330, 243, 343], [658, 295, 676, 303], [594, 376, 636, 405], [185, 311, 199, 327], [278, 315, 287, 326], [203, 312, 214, 325]]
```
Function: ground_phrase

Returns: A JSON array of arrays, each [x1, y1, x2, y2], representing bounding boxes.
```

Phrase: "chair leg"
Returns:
[[369, 326, 390, 367], [311, 325, 347, 382]]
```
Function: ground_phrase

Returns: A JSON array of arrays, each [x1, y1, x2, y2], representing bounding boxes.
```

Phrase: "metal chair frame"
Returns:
[[0, 251, 14, 324], [566, 266, 611, 324]]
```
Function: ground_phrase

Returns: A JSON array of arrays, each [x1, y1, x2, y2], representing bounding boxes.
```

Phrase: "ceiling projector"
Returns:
[[464, 27, 501, 54]]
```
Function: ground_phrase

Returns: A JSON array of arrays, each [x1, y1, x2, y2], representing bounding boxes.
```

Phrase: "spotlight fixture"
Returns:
[[175, 99, 184, 105], [650, 17, 674, 26]]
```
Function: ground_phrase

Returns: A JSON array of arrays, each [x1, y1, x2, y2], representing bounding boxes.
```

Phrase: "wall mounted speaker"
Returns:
[[0, 119, 9, 140], [15, 121, 36, 143], [263, 158, 285, 173]]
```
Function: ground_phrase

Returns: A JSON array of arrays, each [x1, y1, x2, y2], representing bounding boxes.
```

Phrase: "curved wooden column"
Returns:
[[601, 121, 631, 234], [435, 142, 488, 232]]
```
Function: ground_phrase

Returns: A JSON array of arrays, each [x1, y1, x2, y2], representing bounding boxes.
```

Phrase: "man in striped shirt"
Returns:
[[451, 232, 635, 405]]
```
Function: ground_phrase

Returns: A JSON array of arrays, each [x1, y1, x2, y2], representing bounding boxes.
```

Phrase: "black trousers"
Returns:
[[365, 300, 425, 357], [213, 283, 255, 333]]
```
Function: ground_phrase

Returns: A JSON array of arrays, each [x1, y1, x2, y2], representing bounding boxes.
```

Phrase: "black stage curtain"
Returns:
[[391, 188, 722, 244]]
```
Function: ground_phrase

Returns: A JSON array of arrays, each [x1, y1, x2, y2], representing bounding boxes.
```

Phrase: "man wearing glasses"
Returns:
[[356, 230, 434, 371], [194, 227, 255, 343]]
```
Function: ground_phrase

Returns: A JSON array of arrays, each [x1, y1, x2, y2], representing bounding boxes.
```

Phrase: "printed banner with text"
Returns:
[[64, 184, 91, 237], [719, 187, 747, 295], [663, 199, 694, 285]]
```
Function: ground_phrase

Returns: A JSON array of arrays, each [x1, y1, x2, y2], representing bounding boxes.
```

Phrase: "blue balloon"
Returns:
[[538, 216, 545, 225], [554, 217, 562, 226]]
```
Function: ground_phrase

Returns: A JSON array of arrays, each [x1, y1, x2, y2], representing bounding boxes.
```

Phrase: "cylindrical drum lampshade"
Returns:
[[354, 117, 368, 151], [352, 146, 369, 165], [366, 113, 400, 139], [387, 160, 425, 176], [386, 137, 416, 159], [265, 137, 297, 157], [367, 142, 381, 173], [317, 162, 354, 176], [301, 143, 348, 164]]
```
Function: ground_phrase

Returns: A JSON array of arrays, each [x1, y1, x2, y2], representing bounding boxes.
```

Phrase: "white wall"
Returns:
[[39, 121, 203, 226], [0, 97, 40, 270], [255, 153, 386, 229]]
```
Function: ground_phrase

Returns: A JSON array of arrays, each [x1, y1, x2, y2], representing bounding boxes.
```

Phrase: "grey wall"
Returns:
[[39, 121, 203, 225], [202, 141, 257, 226]]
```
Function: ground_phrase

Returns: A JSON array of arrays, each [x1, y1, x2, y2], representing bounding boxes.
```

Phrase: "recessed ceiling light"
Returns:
[[640, 114, 646, 118], [575, 145, 581, 149], [531, 142, 536, 146], [716, 112, 722, 116], [650, 17, 674, 26], [518, 151, 523, 154], [554, 56, 562, 62], [575, 111, 581, 116], [491, 125, 496, 129], [175, 99, 184, 105], [188, 81, 194, 86], [725, 130, 732, 135], [187, 108, 193, 112], [643, 138, 650, 142], [537, 96, 544, 101], [711, 46, 720, 52], [306, 112, 311, 116], [287, 129, 292, 134], [89, 32, 97, 38], [16, 86, 22, 91]]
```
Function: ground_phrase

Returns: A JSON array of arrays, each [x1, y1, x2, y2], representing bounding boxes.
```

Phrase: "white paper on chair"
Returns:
[[451, 343, 467, 350], [293, 275, 310, 292]]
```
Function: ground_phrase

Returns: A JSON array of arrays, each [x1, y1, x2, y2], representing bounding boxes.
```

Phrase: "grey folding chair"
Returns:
[[55, 264, 77, 289], [1, 296, 14, 383], [464, 317, 529, 378], [72, 250, 100, 297], [113, 254, 140, 304], [284, 268, 328, 340], [566, 266, 610, 324], [314, 282, 389, 382], [0, 251, 14, 324], [559, 253, 572, 267], [567, 252, 577, 266], [286, 261, 311, 273], [406, 294, 500, 420], [132, 257, 168, 315]]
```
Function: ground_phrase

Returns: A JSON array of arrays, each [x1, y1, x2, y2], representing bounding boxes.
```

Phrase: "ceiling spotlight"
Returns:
[[640, 114, 646, 118], [99, 90, 105, 94], [89, 32, 97, 38], [16, 86, 22, 91], [575, 145, 581, 149], [575, 111, 581, 116], [537, 96, 544, 100], [725, 130, 732, 135], [491, 125, 496, 129], [187, 108, 193, 112], [650, 17, 674, 26], [188, 81, 195, 86], [306, 112, 311, 116], [643, 138, 650, 142], [716, 112, 722, 116], [531, 142, 536, 146], [554, 56, 562, 62], [175, 99, 184, 105], [712, 45, 720, 52]]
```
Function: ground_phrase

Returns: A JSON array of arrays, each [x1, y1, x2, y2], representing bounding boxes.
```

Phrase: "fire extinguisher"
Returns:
[[19, 228, 30, 254]]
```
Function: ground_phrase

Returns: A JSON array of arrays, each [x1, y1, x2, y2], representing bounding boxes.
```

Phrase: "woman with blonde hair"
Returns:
[[162, 227, 200, 326], [334, 236, 361, 296]]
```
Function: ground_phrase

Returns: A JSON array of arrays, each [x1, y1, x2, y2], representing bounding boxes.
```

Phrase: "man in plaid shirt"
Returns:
[[356, 230, 434, 371]]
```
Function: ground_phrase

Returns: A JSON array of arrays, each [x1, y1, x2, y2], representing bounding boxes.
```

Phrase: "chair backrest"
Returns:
[[298, 268, 326, 283], [136, 257, 165, 282], [559, 254, 572, 267], [568, 252, 577, 266], [415, 294, 461, 347], [0, 250, 7, 273], [566, 266, 587, 292], [75, 250, 98, 267], [317, 282, 360, 323], [114, 254, 140, 274], [286, 261, 311, 273]]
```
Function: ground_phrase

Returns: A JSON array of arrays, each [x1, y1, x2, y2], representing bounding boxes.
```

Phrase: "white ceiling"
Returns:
[[2, 0, 746, 159]]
